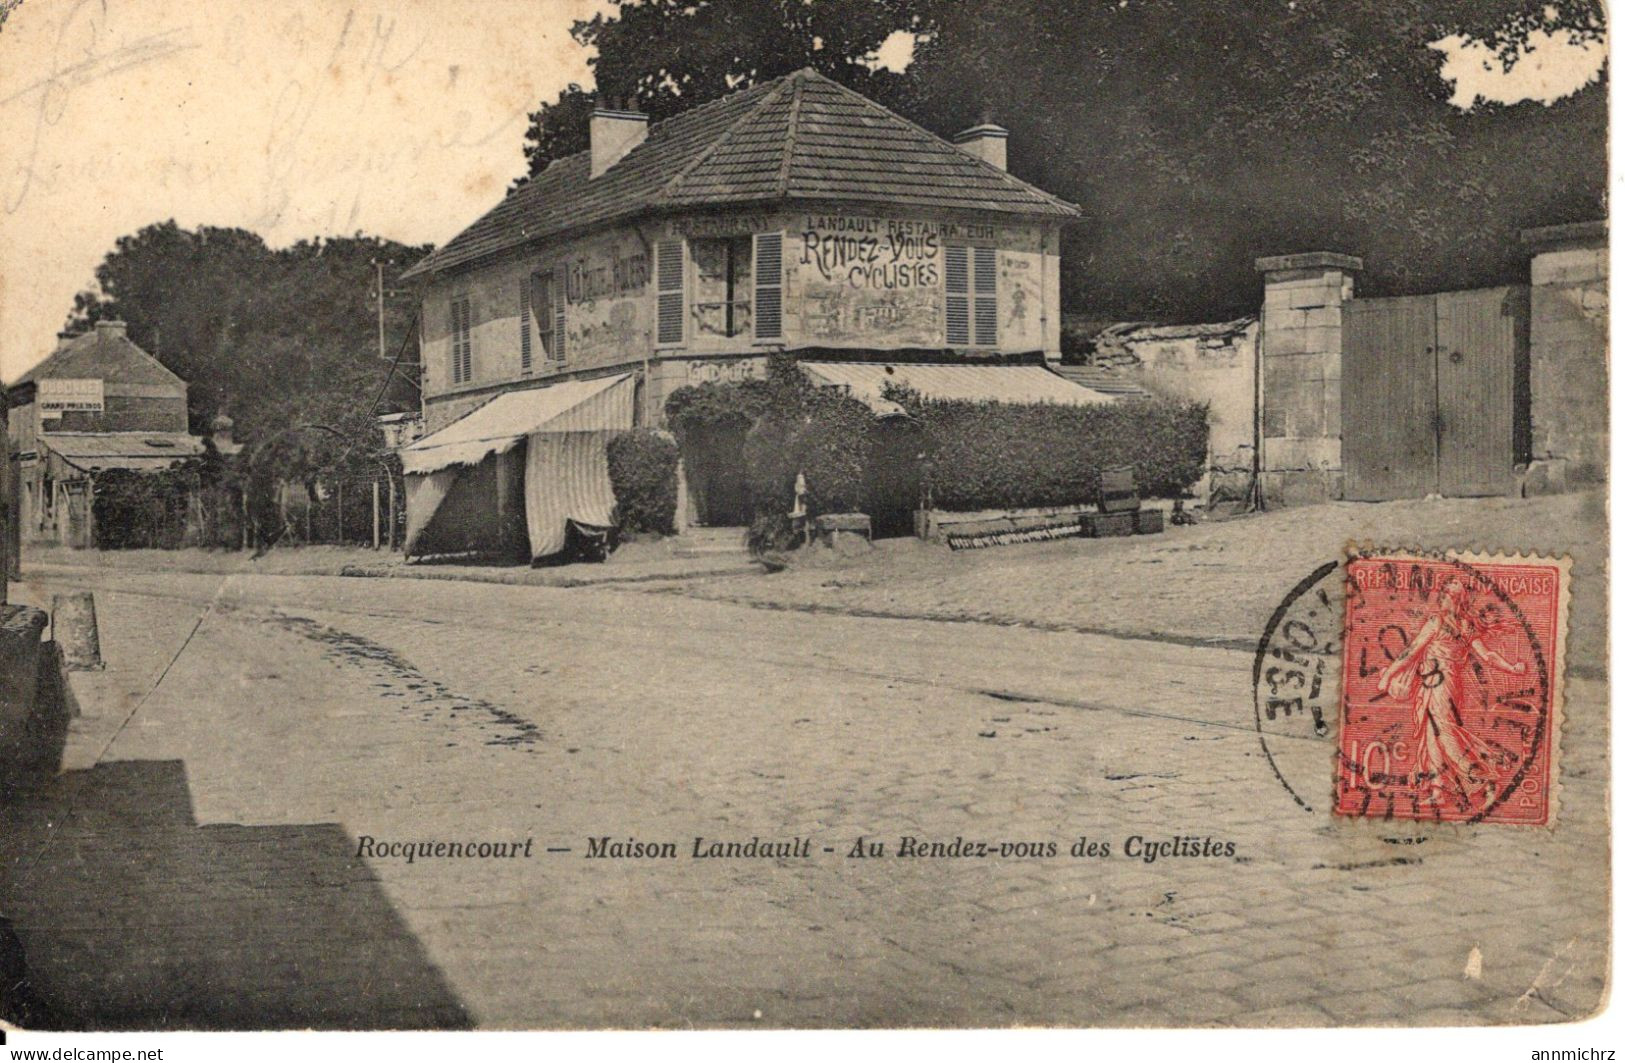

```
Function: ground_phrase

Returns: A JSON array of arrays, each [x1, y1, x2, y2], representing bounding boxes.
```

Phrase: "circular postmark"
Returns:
[[1335, 551, 1556, 826], [1252, 560, 1343, 813]]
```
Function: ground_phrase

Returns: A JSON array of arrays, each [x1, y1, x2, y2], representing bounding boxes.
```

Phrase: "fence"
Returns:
[[268, 472, 406, 549]]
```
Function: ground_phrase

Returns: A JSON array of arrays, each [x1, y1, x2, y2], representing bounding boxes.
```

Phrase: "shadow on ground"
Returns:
[[0, 658, 470, 1030]]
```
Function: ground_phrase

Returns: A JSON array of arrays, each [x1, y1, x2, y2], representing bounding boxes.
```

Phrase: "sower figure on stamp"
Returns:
[[1376, 577, 1527, 808]]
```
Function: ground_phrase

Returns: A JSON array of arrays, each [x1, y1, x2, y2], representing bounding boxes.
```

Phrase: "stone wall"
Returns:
[[1524, 221, 1607, 485], [1089, 318, 1258, 502]]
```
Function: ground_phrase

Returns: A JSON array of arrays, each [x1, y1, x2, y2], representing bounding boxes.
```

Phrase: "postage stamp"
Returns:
[[1334, 549, 1571, 826]]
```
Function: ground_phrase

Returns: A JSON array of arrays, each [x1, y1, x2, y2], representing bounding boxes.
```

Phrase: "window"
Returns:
[[656, 241, 685, 346], [519, 281, 533, 372], [691, 236, 753, 339], [449, 296, 473, 384], [753, 232, 783, 341], [530, 269, 565, 364], [945, 246, 999, 348]]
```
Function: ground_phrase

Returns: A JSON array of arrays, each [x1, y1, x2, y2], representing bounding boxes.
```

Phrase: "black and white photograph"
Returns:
[[0, 0, 1612, 1052]]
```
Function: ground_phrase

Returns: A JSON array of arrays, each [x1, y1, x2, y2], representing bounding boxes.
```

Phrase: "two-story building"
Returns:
[[400, 68, 1102, 558], [6, 320, 207, 548]]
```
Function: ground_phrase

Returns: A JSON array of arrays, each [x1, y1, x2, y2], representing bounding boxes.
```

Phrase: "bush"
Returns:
[[904, 396, 1209, 511], [606, 429, 680, 535], [796, 389, 876, 514], [741, 408, 802, 517], [740, 389, 877, 517], [664, 378, 776, 444], [92, 465, 199, 549]]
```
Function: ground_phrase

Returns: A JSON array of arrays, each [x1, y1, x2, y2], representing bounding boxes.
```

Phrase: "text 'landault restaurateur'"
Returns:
[[588, 835, 1238, 863]]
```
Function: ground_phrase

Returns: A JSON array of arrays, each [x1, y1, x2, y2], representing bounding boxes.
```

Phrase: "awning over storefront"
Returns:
[[41, 432, 207, 474], [799, 362, 1118, 416], [401, 374, 635, 475], [402, 374, 637, 560]]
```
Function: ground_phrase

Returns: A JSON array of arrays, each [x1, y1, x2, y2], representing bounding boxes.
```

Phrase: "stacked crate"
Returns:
[[1081, 465, 1163, 537]]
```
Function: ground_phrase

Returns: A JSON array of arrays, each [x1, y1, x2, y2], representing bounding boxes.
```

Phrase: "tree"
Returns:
[[66, 223, 431, 542], [68, 224, 427, 431], [520, 0, 926, 176], [517, 0, 1604, 319], [901, 0, 1607, 317]]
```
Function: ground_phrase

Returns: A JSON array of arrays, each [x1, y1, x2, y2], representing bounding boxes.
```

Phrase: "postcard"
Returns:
[[0, 0, 1609, 1039]]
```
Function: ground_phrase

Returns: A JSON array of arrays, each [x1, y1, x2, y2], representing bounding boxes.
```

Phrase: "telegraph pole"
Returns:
[[373, 258, 388, 361]]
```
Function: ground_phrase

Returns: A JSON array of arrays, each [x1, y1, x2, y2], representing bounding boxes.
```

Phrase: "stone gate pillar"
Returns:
[[1255, 251, 1362, 506], [1522, 221, 1607, 490]]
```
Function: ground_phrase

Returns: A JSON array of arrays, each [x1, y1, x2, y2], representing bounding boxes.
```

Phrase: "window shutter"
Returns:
[[656, 240, 685, 345], [449, 299, 460, 383], [460, 299, 473, 382], [945, 245, 970, 346], [553, 264, 567, 361], [450, 297, 472, 384], [973, 247, 998, 347], [752, 232, 783, 341], [519, 281, 532, 371]]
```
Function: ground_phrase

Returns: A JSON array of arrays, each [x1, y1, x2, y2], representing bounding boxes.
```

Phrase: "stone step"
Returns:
[[672, 543, 751, 558]]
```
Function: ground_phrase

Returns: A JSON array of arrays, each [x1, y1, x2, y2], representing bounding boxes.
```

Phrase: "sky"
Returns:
[[0, 0, 1608, 381]]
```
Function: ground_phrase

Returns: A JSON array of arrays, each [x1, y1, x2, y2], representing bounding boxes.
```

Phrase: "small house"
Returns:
[[6, 320, 206, 547], [400, 69, 1110, 558]]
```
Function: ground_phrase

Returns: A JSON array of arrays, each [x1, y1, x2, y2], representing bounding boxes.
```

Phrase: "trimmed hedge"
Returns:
[[606, 429, 680, 535], [906, 395, 1209, 511], [667, 365, 1209, 533]]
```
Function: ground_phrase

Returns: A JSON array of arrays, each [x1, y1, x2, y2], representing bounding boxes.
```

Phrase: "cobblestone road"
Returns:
[[0, 565, 1607, 1029]]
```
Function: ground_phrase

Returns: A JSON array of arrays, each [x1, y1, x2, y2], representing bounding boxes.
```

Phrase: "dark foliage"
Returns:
[[91, 465, 197, 550], [670, 363, 1207, 526], [794, 389, 878, 515], [89, 446, 248, 550], [606, 430, 681, 535], [664, 378, 777, 444], [904, 396, 1210, 511], [65, 223, 430, 545], [521, 0, 924, 177], [672, 358, 878, 521], [521, 0, 1604, 321]]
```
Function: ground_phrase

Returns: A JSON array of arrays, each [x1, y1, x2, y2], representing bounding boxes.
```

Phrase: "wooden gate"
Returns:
[[1342, 286, 1529, 501]]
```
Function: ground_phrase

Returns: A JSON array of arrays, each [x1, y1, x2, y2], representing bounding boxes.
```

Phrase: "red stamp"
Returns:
[[1335, 551, 1569, 825]]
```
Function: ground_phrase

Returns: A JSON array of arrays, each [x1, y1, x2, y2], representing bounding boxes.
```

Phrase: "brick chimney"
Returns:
[[94, 319, 128, 339], [953, 119, 1008, 171], [590, 96, 649, 178]]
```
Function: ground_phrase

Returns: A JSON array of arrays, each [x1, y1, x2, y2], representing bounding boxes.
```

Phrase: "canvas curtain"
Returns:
[[524, 431, 617, 558], [402, 469, 458, 556]]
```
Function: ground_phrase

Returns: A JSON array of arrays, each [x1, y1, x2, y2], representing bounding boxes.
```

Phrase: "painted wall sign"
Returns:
[[793, 214, 944, 346], [684, 359, 764, 385], [999, 251, 1043, 351], [666, 214, 776, 237], [37, 378, 105, 415], [562, 230, 655, 364], [565, 250, 649, 305]]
